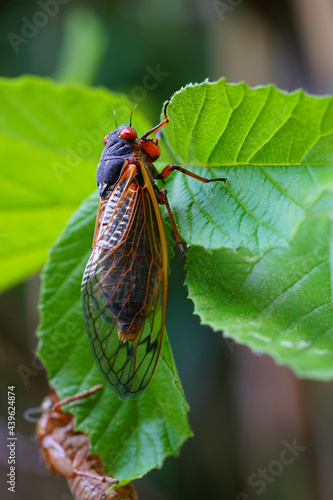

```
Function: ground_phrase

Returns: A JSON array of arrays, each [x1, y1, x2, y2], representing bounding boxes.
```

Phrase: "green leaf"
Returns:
[[0, 75, 151, 291], [162, 79, 333, 379], [37, 192, 192, 483]]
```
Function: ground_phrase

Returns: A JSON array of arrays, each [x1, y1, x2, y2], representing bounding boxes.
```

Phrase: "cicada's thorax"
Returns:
[[96, 124, 161, 197], [94, 127, 163, 342]]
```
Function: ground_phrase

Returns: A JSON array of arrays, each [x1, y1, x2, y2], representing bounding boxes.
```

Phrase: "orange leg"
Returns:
[[158, 163, 227, 184], [158, 164, 226, 257], [141, 101, 170, 140], [159, 188, 185, 258]]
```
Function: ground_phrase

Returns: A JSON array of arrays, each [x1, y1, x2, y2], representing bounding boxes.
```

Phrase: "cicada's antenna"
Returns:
[[129, 104, 137, 128], [113, 110, 118, 128]]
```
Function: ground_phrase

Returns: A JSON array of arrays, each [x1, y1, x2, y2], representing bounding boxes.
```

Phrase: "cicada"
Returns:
[[81, 102, 225, 400]]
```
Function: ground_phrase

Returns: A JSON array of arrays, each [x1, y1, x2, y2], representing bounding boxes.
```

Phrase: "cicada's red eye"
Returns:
[[103, 134, 109, 145], [120, 128, 137, 140]]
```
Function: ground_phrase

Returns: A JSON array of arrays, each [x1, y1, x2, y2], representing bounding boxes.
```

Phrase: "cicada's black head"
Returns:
[[96, 125, 137, 197]]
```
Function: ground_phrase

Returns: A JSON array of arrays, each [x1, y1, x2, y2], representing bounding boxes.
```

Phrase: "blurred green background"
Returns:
[[1, 1, 333, 499]]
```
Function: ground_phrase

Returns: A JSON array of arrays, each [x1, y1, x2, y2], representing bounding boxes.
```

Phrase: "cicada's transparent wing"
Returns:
[[81, 164, 167, 400]]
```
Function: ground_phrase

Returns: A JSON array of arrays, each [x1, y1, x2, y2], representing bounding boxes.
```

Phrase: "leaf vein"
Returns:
[[235, 86, 272, 162], [246, 92, 302, 163]]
